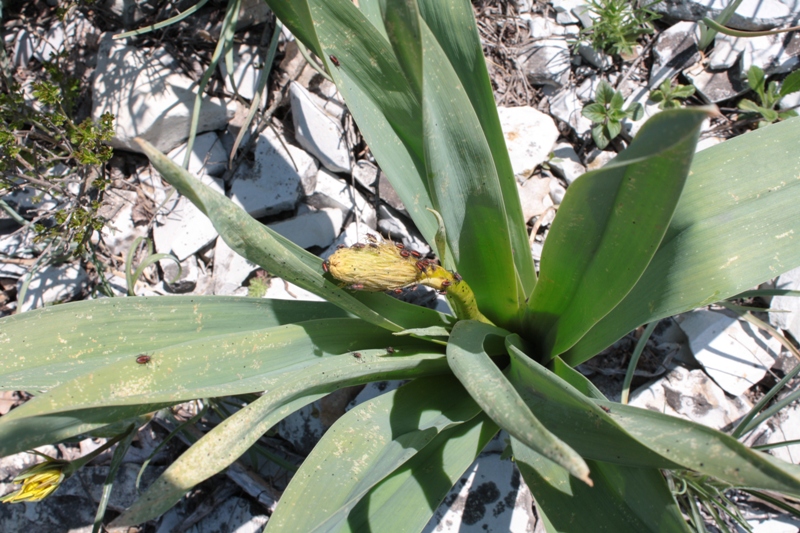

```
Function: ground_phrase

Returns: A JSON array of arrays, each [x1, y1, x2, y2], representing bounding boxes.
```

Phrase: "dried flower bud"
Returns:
[[327, 241, 420, 291]]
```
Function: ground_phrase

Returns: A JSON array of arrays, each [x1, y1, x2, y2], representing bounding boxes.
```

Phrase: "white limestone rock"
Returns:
[[98, 188, 146, 259], [577, 42, 613, 70], [289, 81, 351, 173], [629, 366, 752, 431], [710, 32, 800, 76], [0, 230, 35, 279], [551, 0, 589, 25], [377, 204, 431, 256], [549, 142, 586, 184], [423, 453, 536, 533], [306, 168, 376, 228], [229, 128, 315, 218], [762, 402, 800, 465], [678, 310, 780, 397], [264, 278, 324, 301], [167, 132, 228, 178], [770, 266, 800, 341], [321, 221, 363, 259], [92, 33, 236, 154], [212, 236, 257, 296], [161, 255, 199, 294], [548, 87, 593, 136], [18, 263, 89, 312], [549, 179, 567, 205], [218, 43, 263, 101], [517, 177, 554, 223], [521, 14, 565, 39], [497, 106, 559, 180], [153, 175, 224, 261], [268, 208, 343, 250], [351, 160, 380, 192], [652, 0, 795, 31], [585, 148, 615, 171], [518, 39, 571, 87], [649, 22, 701, 89]]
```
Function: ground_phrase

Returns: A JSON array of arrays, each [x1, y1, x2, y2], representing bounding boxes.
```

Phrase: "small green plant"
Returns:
[[581, 0, 660, 56], [649, 78, 696, 109], [582, 80, 644, 149], [738, 65, 800, 128], [247, 270, 271, 298], [3, 2, 800, 532], [0, 50, 115, 257]]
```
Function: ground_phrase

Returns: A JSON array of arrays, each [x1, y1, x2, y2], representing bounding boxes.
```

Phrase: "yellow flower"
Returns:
[[1, 456, 68, 503]]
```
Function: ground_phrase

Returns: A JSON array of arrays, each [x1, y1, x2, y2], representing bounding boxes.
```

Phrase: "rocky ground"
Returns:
[[2, 0, 800, 531]]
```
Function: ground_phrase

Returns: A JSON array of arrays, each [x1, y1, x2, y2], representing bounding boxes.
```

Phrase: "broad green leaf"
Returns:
[[606, 118, 622, 141], [344, 412, 497, 533], [526, 108, 709, 360], [383, 0, 423, 98], [265, 376, 483, 532], [760, 107, 779, 122], [417, 0, 536, 293], [0, 320, 441, 424], [112, 351, 450, 526], [0, 405, 171, 457], [673, 85, 696, 98], [737, 98, 762, 113], [262, 0, 321, 57], [747, 65, 766, 94], [447, 322, 591, 485], [531, 349, 800, 498], [268, 0, 445, 267], [357, 0, 388, 40], [0, 296, 348, 390], [591, 124, 609, 149], [610, 89, 624, 111], [596, 81, 615, 105], [514, 444, 691, 533], [628, 102, 644, 121], [779, 69, 800, 97], [564, 117, 800, 364], [608, 402, 800, 497], [581, 102, 608, 123], [136, 138, 416, 332], [505, 337, 680, 470], [421, 19, 522, 326]]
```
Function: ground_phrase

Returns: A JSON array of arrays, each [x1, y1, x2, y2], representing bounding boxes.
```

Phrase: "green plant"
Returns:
[[2, 1, 800, 532], [582, 80, 644, 148], [649, 78, 696, 109], [738, 65, 800, 127], [580, 0, 660, 56], [0, 49, 115, 257]]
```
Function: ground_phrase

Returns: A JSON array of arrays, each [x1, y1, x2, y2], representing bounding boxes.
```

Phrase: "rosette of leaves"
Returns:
[[2, 1, 800, 531], [582, 80, 644, 149], [649, 78, 696, 110], [738, 65, 800, 128]]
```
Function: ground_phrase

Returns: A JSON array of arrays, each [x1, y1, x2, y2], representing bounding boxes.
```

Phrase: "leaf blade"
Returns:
[[526, 108, 710, 359]]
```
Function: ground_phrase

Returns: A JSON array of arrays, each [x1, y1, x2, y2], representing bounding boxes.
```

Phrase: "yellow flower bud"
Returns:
[[1, 457, 67, 503]]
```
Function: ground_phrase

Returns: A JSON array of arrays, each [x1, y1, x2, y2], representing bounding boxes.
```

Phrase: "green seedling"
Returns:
[[582, 80, 644, 149], [580, 0, 660, 56], [737, 65, 800, 128], [649, 78, 696, 109]]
